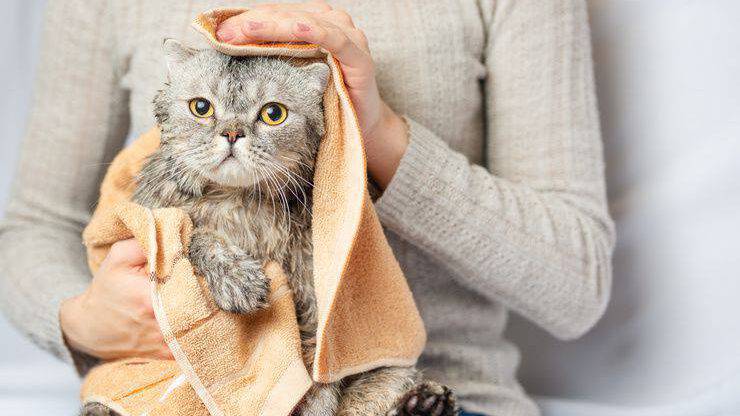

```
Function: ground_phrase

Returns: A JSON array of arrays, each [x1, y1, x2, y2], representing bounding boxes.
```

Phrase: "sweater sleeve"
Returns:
[[375, 0, 614, 340], [0, 0, 129, 365]]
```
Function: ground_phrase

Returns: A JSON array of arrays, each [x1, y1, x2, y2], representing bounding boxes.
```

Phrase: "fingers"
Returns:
[[144, 326, 173, 360], [291, 18, 371, 69], [107, 239, 147, 268], [216, 5, 366, 45], [217, 12, 370, 72], [129, 311, 173, 360], [141, 328, 174, 360], [132, 288, 155, 318], [216, 10, 289, 44], [250, 3, 355, 27]]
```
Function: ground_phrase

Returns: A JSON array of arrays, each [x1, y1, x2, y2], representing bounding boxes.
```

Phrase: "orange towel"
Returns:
[[79, 8, 426, 416]]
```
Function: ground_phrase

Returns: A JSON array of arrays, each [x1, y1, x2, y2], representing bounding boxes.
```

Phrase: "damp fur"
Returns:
[[82, 39, 457, 416]]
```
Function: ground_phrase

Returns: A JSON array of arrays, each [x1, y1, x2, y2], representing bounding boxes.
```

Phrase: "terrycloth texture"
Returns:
[[0, 1, 613, 415], [78, 9, 425, 415]]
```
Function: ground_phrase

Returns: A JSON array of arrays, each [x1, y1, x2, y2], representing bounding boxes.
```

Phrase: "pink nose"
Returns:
[[221, 129, 245, 144]]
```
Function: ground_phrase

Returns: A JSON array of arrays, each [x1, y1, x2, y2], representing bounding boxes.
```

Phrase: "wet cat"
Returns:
[[81, 39, 457, 416]]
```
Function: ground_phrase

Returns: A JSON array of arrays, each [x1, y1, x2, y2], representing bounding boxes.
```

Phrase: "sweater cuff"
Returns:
[[374, 117, 451, 232]]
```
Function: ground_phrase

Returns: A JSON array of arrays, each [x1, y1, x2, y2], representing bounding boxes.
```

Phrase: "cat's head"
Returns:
[[154, 39, 329, 190]]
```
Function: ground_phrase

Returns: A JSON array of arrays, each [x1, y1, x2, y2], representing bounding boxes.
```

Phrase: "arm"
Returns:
[[375, 0, 614, 340], [0, 0, 129, 364]]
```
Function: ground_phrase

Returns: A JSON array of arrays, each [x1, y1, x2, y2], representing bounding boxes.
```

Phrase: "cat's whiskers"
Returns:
[[244, 158, 261, 214], [261, 164, 292, 233], [276, 156, 315, 189], [263, 158, 312, 216], [279, 155, 315, 172], [272, 169, 293, 232], [253, 165, 264, 218], [253, 149, 297, 223], [276, 163, 315, 218], [249, 153, 273, 219], [254, 163, 280, 229], [283, 171, 311, 216]]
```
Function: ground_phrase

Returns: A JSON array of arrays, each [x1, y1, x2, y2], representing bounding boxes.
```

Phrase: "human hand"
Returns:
[[60, 239, 172, 360], [216, 1, 409, 189]]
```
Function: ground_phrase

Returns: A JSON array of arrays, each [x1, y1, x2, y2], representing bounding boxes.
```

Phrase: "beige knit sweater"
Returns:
[[0, 0, 613, 414]]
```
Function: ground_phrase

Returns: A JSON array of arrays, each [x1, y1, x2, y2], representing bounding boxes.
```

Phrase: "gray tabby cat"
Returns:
[[81, 39, 457, 416]]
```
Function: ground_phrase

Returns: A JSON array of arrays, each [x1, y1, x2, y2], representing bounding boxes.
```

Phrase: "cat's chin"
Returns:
[[206, 158, 256, 188]]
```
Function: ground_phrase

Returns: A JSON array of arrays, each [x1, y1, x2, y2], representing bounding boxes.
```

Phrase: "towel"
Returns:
[[79, 7, 426, 416]]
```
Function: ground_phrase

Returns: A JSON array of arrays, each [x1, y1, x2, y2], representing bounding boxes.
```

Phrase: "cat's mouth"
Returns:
[[218, 149, 239, 164], [212, 152, 242, 174], [217, 154, 237, 166], [208, 152, 256, 187]]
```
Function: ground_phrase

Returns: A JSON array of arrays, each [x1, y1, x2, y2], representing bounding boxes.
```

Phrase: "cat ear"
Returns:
[[302, 62, 330, 94], [162, 38, 195, 73]]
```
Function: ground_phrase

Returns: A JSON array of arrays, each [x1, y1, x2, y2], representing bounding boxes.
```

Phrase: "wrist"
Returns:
[[59, 292, 90, 355], [364, 103, 409, 189]]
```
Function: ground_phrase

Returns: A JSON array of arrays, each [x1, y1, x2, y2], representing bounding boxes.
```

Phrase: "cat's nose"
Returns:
[[220, 129, 245, 144]]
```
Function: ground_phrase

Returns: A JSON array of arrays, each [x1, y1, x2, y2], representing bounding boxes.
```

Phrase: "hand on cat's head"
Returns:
[[154, 39, 329, 190]]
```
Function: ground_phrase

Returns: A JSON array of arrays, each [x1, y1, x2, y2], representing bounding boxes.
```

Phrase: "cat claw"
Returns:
[[388, 381, 459, 416]]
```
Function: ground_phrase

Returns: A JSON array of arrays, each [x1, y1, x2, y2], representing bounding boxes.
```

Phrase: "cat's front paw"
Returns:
[[188, 231, 270, 314], [207, 255, 270, 314], [388, 382, 459, 416]]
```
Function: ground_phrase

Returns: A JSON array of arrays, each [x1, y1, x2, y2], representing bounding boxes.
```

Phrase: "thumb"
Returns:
[[106, 238, 147, 268]]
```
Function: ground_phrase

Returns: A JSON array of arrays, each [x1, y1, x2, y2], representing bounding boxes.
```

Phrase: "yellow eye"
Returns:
[[260, 102, 288, 126], [189, 98, 214, 118]]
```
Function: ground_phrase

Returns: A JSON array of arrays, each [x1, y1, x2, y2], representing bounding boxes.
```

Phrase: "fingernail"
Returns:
[[246, 20, 265, 31], [297, 22, 311, 32], [217, 27, 235, 41]]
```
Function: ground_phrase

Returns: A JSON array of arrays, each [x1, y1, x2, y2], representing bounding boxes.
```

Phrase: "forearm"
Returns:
[[376, 118, 614, 340], [0, 211, 90, 362]]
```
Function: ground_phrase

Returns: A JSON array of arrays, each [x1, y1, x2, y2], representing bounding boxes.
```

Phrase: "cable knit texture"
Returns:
[[0, 1, 612, 415]]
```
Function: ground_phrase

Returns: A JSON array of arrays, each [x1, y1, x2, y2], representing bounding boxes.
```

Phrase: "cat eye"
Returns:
[[189, 98, 214, 118], [259, 103, 288, 126]]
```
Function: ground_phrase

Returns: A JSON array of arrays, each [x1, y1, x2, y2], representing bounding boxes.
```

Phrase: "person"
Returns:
[[0, 1, 614, 415]]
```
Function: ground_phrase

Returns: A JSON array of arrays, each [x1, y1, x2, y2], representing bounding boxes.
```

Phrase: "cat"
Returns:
[[81, 39, 457, 416]]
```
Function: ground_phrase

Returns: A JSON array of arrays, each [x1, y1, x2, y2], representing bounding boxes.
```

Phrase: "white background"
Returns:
[[1, 1, 739, 415]]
